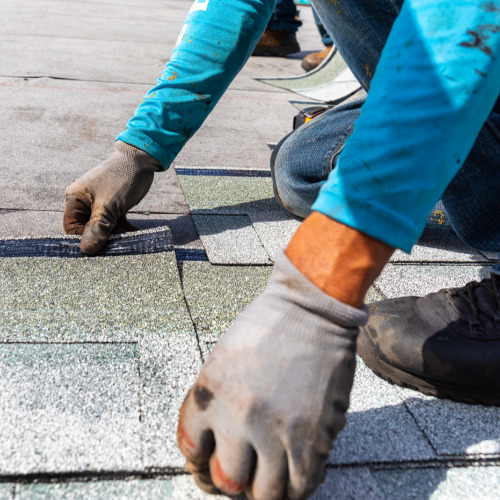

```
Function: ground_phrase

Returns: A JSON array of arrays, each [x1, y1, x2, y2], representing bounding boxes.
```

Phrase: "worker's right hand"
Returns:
[[63, 141, 161, 254], [177, 249, 368, 500]]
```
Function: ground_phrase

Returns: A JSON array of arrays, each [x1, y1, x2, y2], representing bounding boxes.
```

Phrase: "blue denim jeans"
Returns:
[[312, 6, 332, 47], [271, 0, 500, 253], [266, 0, 302, 33]]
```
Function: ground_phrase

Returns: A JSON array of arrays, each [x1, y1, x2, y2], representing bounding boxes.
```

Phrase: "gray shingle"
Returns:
[[179, 261, 272, 340], [391, 228, 489, 263], [312, 467, 384, 500], [249, 210, 301, 260], [15, 476, 232, 500], [329, 359, 436, 465], [192, 215, 271, 264], [373, 466, 500, 500], [375, 264, 493, 299], [139, 337, 202, 469], [0, 252, 194, 342], [178, 176, 277, 214], [396, 388, 500, 458], [0, 485, 13, 500], [256, 47, 361, 103], [12, 469, 387, 500], [0, 344, 141, 474]]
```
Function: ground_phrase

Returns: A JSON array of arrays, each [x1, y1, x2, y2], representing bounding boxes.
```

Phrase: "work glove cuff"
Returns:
[[266, 249, 368, 329], [115, 140, 162, 173]]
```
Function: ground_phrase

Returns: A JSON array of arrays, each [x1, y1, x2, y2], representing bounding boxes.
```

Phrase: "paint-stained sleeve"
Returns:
[[117, 0, 276, 168], [312, 0, 500, 253]]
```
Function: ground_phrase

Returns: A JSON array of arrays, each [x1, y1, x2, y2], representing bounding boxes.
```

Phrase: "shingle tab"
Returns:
[[0, 344, 141, 474], [312, 467, 383, 500], [139, 337, 202, 469], [193, 215, 271, 264], [396, 387, 500, 458], [375, 264, 492, 298], [391, 228, 489, 263], [373, 466, 500, 500], [180, 262, 272, 357], [329, 359, 436, 465], [0, 252, 194, 342], [249, 210, 301, 260], [178, 175, 277, 214]]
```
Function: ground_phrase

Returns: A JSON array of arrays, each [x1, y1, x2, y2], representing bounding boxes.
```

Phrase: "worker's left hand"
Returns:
[[177, 250, 367, 500], [63, 141, 161, 254]]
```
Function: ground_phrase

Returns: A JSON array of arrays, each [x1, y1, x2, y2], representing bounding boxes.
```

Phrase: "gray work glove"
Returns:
[[63, 141, 161, 254], [177, 250, 367, 500]]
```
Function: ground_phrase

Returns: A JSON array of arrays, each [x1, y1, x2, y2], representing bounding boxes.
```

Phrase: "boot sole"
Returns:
[[358, 331, 500, 406]]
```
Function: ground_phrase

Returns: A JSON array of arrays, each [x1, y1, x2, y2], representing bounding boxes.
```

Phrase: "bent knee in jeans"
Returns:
[[270, 100, 363, 218]]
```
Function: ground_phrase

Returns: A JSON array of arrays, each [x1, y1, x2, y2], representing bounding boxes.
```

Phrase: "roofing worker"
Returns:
[[63, 0, 500, 498], [253, 0, 302, 56]]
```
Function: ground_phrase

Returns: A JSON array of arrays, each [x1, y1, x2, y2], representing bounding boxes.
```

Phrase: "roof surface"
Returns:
[[0, 1, 499, 498]]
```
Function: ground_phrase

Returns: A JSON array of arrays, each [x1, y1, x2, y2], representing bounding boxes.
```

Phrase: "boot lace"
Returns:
[[447, 274, 500, 336]]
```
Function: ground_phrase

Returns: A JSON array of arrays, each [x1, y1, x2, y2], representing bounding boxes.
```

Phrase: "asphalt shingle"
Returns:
[[178, 175, 277, 214], [248, 210, 302, 260], [179, 262, 272, 358], [0, 485, 13, 500], [390, 228, 489, 263], [396, 388, 500, 458], [312, 467, 383, 500], [375, 264, 493, 298], [139, 337, 202, 469], [15, 476, 232, 500], [192, 214, 271, 264], [0, 343, 141, 474], [329, 359, 436, 465], [0, 252, 193, 342], [373, 466, 500, 500]]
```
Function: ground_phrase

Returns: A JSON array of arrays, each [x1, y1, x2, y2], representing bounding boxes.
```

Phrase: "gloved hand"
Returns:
[[63, 141, 161, 254], [177, 250, 367, 500]]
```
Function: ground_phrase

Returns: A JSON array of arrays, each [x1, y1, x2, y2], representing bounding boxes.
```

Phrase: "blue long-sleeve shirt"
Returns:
[[117, 0, 276, 167], [117, 0, 500, 252]]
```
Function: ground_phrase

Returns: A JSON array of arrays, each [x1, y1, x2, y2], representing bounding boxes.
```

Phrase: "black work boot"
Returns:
[[358, 274, 500, 405], [252, 29, 301, 56]]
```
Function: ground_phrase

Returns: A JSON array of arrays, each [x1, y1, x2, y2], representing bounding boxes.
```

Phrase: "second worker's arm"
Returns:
[[64, 0, 276, 253]]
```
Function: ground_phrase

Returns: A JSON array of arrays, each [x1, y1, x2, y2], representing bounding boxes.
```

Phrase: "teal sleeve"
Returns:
[[117, 0, 276, 168], [312, 0, 500, 253]]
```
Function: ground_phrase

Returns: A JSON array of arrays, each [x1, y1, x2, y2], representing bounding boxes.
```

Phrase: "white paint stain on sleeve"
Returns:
[[189, 0, 209, 13]]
